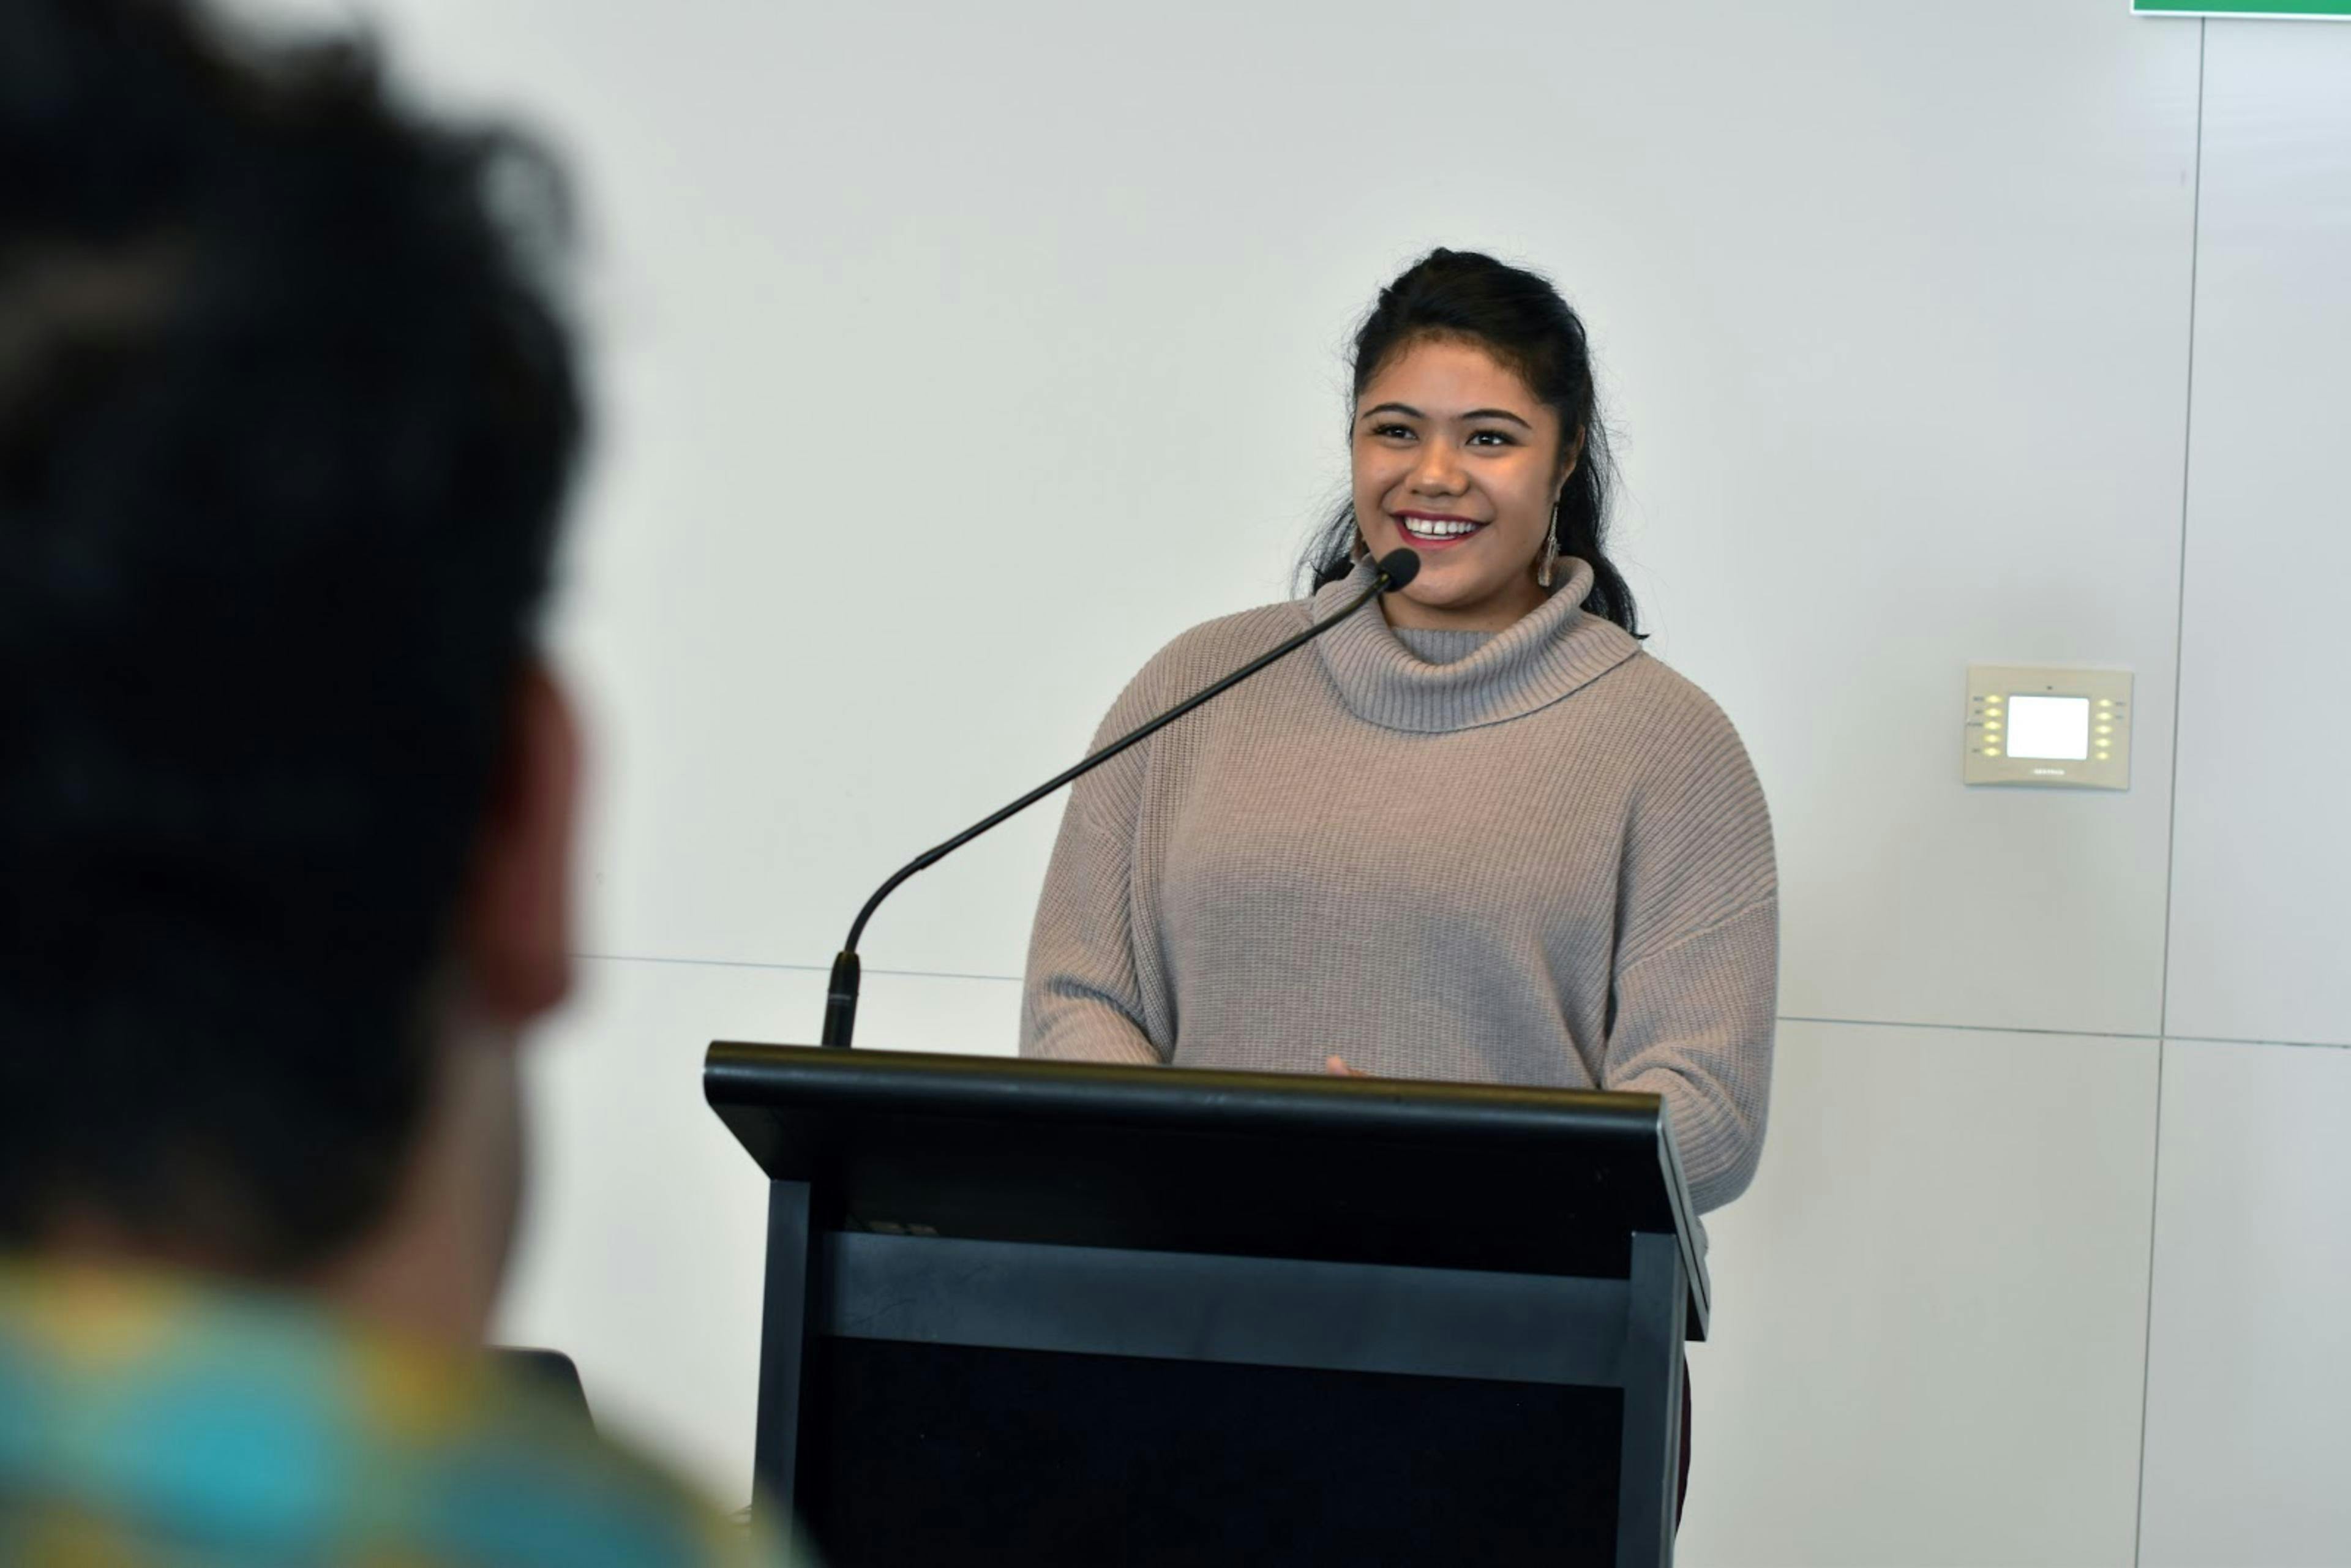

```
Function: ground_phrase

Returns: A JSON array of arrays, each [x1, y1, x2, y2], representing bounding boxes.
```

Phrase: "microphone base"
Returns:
[[820, 950, 861, 1049]]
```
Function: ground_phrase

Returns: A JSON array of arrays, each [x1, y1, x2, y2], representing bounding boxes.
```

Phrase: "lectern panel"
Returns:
[[800, 1339, 1623, 1568], [820, 1231, 1629, 1387]]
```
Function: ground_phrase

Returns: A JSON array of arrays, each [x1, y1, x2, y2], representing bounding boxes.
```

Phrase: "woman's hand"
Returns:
[[1324, 1055, 1369, 1076]]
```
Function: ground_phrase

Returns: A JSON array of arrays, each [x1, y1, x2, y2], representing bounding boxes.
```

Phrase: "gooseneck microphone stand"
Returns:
[[819, 549, 1422, 1049]]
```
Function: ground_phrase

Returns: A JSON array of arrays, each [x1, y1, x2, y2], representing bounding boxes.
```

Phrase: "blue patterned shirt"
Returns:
[[0, 1264, 800, 1566]]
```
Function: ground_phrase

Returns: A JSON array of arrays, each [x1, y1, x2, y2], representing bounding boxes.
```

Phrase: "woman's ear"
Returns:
[[456, 659, 582, 1028], [1558, 425, 1588, 490]]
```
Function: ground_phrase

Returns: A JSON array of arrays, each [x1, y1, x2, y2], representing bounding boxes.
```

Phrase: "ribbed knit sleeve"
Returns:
[[1020, 668, 1168, 1065], [1603, 691, 1779, 1212]]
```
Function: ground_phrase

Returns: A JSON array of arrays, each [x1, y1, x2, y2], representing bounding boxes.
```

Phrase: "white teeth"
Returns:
[[1402, 517, 1479, 538]]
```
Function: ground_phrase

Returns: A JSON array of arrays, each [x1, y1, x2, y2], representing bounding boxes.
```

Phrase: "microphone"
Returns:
[[820, 548, 1421, 1049]]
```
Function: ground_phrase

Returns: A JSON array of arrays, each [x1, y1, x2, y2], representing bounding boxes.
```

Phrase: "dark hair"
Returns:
[[1300, 249, 1639, 636], [0, 1, 583, 1269]]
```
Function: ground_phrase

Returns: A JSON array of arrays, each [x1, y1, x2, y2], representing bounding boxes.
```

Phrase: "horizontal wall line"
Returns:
[[1777, 1013, 2159, 1043], [572, 950, 1021, 986], [2162, 1033, 2351, 1054], [572, 955, 2349, 1053], [1785, 1015, 2350, 1053]]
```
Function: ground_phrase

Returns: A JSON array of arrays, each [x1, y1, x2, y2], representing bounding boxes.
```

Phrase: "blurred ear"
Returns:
[[457, 659, 582, 1027]]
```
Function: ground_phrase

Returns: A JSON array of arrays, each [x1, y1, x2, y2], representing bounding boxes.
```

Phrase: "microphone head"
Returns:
[[1374, 549, 1422, 591]]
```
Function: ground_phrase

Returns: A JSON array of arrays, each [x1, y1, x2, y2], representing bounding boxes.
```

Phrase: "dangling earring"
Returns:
[[1536, 499, 1562, 589]]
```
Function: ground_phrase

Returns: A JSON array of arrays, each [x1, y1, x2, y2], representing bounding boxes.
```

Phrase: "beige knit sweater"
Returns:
[[1019, 557, 1777, 1214]]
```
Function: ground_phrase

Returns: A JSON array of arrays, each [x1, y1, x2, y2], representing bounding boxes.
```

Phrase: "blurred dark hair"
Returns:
[[1299, 248, 1639, 636], [0, 0, 583, 1269]]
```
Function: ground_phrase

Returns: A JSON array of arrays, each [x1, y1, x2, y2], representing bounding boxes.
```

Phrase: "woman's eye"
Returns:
[[1468, 430, 1516, 448], [1371, 423, 1414, 440]]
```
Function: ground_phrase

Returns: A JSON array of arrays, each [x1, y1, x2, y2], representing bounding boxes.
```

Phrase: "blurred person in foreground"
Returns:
[[0, 1, 792, 1561]]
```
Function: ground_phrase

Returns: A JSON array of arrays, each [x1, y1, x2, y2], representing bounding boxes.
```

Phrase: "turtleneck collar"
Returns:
[[1306, 555, 1641, 733]]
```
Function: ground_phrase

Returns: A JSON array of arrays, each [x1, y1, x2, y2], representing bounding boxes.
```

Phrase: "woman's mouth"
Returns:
[[1395, 512, 1487, 549]]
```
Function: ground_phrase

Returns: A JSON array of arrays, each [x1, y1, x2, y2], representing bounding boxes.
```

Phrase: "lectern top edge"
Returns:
[[706, 1040, 1670, 1147]]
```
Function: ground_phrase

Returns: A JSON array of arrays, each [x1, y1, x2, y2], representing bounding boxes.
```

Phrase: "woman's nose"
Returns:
[[1412, 439, 1468, 493]]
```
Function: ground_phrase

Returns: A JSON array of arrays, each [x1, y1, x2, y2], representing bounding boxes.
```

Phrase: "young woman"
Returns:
[[1020, 248, 1775, 1223]]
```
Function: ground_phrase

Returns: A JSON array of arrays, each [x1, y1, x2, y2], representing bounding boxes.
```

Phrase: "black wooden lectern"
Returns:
[[705, 1043, 1708, 1567]]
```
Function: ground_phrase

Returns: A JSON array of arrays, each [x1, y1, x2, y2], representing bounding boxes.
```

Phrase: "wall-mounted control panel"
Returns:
[[1963, 665, 2133, 790]]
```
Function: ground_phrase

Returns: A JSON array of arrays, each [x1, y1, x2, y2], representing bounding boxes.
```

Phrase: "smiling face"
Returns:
[[1350, 335, 1577, 632]]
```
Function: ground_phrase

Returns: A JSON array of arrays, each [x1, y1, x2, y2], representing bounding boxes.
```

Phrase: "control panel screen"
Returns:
[[2004, 694, 2092, 760]]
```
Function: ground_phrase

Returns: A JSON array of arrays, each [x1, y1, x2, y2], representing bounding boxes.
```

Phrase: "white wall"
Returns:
[[272, 2, 2351, 1561], [2139, 19, 2351, 1566]]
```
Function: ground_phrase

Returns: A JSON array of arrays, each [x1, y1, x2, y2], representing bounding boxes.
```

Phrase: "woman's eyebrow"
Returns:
[[1359, 401, 1534, 430]]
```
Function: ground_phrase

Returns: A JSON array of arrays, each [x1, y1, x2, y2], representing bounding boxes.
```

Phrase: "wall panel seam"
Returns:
[[2137, 19, 2207, 1566]]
